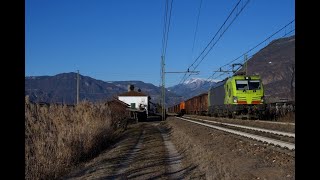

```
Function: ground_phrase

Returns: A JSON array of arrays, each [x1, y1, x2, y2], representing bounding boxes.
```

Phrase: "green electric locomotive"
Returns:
[[208, 75, 265, 119]]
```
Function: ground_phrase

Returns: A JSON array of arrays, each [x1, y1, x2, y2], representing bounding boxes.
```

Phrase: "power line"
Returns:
[[180, 0, 203, 87], [219, 20, 295, 70], [190, 0, 203, 56], [160, 0, 174, 121], [179, 0, 251, 84], [203, 31, 294, 86], [161, 0, 174, 57], [160, 0, 170, 104], [207, 54, 254, 81], [206, 20, 295, 82], [164, 0, 173, 56], [161, 0, 169, 56]]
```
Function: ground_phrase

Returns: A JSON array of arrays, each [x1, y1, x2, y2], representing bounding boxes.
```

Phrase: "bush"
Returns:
[[25, 100, 128, 179]]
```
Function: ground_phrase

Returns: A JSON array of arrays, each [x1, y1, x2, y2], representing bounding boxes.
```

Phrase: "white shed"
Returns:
[[118, 90, 149, 115]]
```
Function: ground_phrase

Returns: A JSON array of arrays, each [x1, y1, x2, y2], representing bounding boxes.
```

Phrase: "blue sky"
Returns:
[[26, 0, 295, 87]]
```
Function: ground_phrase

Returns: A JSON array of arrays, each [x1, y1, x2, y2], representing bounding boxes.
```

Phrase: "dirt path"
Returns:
[[114, 129, 145, 178], [61, 121, 195, 179], [157, 124, 186, 179]]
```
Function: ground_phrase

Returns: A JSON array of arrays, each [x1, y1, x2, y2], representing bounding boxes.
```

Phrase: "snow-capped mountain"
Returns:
[[168, 78, 221, 100], [183, 78, 220, 84]]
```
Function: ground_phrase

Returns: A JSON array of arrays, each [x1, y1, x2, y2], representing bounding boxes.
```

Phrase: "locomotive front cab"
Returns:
[[225, 75, 265, 118], [225, 75, 264, 105]]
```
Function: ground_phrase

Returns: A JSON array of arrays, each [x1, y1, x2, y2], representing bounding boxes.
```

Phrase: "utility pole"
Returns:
[[244, 54, 248, 76], [160, 55, 199, 121], [77, 70, 79, 105], [161, 56, 166, 121]]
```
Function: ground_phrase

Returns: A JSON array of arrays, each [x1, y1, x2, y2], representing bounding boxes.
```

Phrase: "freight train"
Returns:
[[168, 74, 267, 119]]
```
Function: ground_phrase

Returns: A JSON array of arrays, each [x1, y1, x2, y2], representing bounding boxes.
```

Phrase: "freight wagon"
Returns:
[[168, 101, 185, 116], [185, 93, 208, 115]]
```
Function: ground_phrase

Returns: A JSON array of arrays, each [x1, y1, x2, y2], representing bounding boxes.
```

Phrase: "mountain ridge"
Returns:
[[25, 72, 183, 107], [237, 35, 295, 102], [25, 35, 295, 106]]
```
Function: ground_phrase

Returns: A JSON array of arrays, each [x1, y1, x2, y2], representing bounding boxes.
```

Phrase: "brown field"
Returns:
[[25, 97, 129, 180]]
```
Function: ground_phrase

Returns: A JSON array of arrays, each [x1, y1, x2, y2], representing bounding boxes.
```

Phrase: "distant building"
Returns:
[[118, 85, 149, 115]]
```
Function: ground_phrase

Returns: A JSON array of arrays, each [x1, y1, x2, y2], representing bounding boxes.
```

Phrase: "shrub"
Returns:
[[25, 99, 128, 179]]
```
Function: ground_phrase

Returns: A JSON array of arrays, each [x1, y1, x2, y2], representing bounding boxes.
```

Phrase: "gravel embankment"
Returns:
[[167, 116, 295, 179], [185, 115, 295, 133]]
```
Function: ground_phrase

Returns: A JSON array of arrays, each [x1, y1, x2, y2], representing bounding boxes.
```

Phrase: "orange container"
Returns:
[[180, 101, 185, 110]]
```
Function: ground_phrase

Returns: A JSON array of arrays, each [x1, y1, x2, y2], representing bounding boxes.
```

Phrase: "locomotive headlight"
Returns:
[[233, 96, 238, 103], [261, 96, 264, 103]]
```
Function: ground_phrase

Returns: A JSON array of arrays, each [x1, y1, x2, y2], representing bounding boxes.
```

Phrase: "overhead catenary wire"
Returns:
[[190, 0, 203, 57], [161, 0, 174, 57], [160, 0, 174, 120], [217, 19, 295, 71], [182, 0, 251, 83], [179, 0, 203, 89], [204, 19, 295, 85], [160, 0, 168, 91], [164, 0, 173, 56], [160, 0, 171, 88], [179, 0, 251, 85], [204, 29, 295, 89], [207, 54, 254, 81]]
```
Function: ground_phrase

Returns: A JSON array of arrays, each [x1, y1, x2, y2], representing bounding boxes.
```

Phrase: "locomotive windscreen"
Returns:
[[236, 80, 248, 90], [248, 80, 261, 90], [236, 80, 261, 90]]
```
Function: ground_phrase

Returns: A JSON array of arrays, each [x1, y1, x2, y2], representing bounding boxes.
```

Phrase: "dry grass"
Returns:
[[25, 97, 129, 180], [276, 112, 295, 123]]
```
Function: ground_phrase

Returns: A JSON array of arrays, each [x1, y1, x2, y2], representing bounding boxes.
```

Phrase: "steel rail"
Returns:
[[184, 116, 295, 138], [176, 117, 295, 150]]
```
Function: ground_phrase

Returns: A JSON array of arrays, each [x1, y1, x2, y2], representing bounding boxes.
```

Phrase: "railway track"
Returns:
[[176, 116, 295, 151], [254, 119, 295, 126], [184, 115, 295, 126], [185, 116, 294, 138]]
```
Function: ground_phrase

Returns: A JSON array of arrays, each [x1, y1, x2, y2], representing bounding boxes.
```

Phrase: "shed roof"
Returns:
[[107, 98, 130, 107]]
